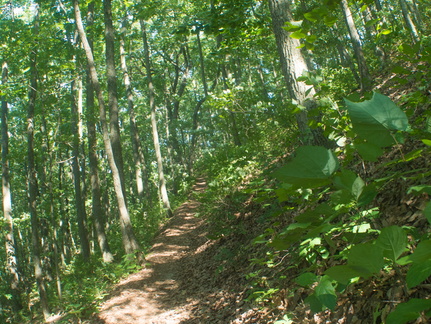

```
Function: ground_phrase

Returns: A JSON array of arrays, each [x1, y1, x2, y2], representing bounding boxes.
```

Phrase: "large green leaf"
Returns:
[[333, 170, 365, 201], [295, 272, 318, 287], [315, 276, 337, 310], [274, 146, 339, 188], [375, 226, 407, 262], [305, 293, 324, 313], [406, 259, 431, 289], [386, 299, 431, 324], [345, 92, 409, 147], [425, 202, 431, 225], [347, 243, 384, 278], [325, 265, 362, 285], [407, 240, 431, 263], [354, 141, 384, 162]]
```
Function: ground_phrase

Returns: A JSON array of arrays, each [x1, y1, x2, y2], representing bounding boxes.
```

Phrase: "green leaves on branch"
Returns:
[[376, 225, 408, 262], [325, 226, 407, 285], [271, 91, 430, 322], [345, 92, 409, 161], [345, 92, 409, 143], [399, 240, 431, 289], [385, 299, 431, 324], [273, 146, 338, 189]]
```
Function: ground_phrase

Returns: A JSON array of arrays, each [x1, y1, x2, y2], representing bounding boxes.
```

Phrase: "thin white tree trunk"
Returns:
[[140, 19, 173, 217], [73, 0, 140, 255]]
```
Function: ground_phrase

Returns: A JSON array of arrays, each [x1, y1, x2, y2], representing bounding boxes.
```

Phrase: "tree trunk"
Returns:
[[140, 19, 173, 218], [268, 0, 330, 146], [410, 0, 423, 32], [399, 0, 420, 44], [73, 0, 141, 256], [71, 80, 91, 260], [120, 16, 148, 201], [40, 102, 63, 302], [361, 5, 386, 64], [27, 6, 50, 318], [85, 1, 113, 263], [2, 62, 22, 311], [196, 30, 208, 96], [332, 24, 361, 83], [220, 63, 242, 146], [340, 0, 372, 92], [103, 0, 126, 193]]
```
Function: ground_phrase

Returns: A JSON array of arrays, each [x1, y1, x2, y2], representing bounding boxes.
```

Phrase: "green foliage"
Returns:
[[345, 92, 410, 161], [385, 299, 431, 324], [345, 92, 409, 145], [248, 91, 431, 322], [273, 146, 339, 189], [1, 0, 430, 321], [58, 255, 143, 321]]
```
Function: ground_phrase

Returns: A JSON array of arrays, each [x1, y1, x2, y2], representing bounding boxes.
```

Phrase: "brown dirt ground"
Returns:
[[92, 179, 210, 324], [90, 178, 277, 324], [91, 178, 271, 324]]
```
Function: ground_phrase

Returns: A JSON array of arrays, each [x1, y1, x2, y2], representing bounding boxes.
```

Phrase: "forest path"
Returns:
[[94, 179, 209, 324]]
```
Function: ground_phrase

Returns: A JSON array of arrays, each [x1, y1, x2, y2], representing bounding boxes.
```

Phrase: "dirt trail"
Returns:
[[94, 179, 209, 324]]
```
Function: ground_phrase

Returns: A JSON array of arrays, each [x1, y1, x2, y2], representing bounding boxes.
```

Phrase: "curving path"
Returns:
[[94, 179, 208, 324]]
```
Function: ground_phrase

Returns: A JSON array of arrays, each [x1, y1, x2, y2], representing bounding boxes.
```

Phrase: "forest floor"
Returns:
[[91, 178, 268, 324], [89, 138, 431, 324]]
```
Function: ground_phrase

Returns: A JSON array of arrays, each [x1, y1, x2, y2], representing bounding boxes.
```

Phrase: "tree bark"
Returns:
[[196, 30, 208, 97], [85, 1, 114, 263], [361, 5, 386, 64], [73, 0, 141, 256], [268, 0, 328, 146], [120, 16, 148, 201], [140, 19, 173, 218], [2, 62, 22, 311], [398, 0, 420, 44], [27, 5, 50, 318], [40, 97, 63, 302], [103, 0, 126, 193], [71, 80, 91, 260], [340, 0, 372, 92]]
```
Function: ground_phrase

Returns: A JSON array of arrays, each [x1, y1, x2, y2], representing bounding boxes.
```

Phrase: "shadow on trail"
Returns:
[[93, 179, 258, 324]]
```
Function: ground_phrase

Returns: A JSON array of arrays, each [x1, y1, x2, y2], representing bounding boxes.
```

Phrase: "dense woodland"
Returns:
[[1, 0, 431, 322]]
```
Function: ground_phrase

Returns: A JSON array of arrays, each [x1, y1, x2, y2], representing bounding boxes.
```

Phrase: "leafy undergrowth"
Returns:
[[192, 88, 431, 323]]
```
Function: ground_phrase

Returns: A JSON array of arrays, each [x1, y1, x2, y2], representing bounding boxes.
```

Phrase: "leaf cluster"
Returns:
[[267, 92, 431, 322]]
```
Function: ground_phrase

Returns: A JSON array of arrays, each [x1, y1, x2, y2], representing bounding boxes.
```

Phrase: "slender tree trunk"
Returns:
[[268, 0, 330, 147], [170, 45, 189, 164], [398, 0, 420, 44], [85, 1, 114, 263], [410, 0, 423, 32], [196, 30, 208, 96], [27, 6, 50, 318], [120, 16, 148, 201], [140, 19, 173, 217], [257, 64, 270, 100], [332, 24, 361, 83], [103, 0, 126, 193], [221, 64, 242, 146], [71, 80, 91, 260], [73, 0, 141, 256], [164, 44, 189, 189], [361, 5, 386, 63], [41, 106, 63, 302], [2, 62, 22, 311], [340, 0, 372, 92]]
